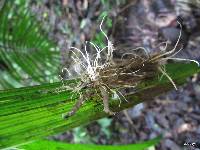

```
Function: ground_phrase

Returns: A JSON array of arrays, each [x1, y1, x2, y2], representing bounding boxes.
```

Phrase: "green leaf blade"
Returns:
[[0, 62, 199, 149]]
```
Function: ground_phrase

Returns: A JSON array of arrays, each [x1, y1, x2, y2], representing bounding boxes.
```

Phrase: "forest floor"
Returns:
[[31, 0, 200, 149]]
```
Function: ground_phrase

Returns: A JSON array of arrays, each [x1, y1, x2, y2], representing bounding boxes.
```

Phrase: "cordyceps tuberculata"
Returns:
[[58, 16, 199, 119]]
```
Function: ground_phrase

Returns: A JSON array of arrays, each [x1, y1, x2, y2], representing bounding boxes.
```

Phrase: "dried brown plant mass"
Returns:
[[60, 17, 199, 119]]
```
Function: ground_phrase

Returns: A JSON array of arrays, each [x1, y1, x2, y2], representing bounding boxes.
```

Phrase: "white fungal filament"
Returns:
[[59, 15, 199, 118], [68, 15, 115, 83]]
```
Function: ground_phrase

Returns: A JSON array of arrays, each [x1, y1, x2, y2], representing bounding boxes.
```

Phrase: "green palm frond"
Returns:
[[18, 138, 160, 150], [0, 62, 199, 149], [0, 0, 60, 89]]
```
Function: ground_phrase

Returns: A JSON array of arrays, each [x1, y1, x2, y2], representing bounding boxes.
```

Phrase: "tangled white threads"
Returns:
[[68, 16, 115, 83], [59, 15, 121, 117], [58, 15, 199, 118]]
